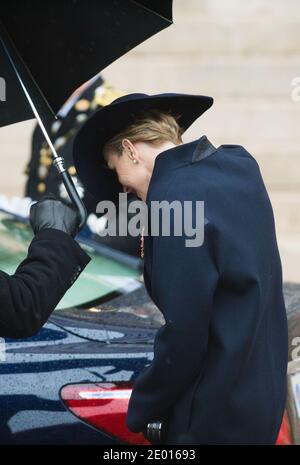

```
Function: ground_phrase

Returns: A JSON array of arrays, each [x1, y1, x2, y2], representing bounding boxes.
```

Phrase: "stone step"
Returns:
[[182, 99, 300, 155], [277, 234, 300, 283], [269, 192, 300, 236], [255, 152, 300, 191], [125, 10, 300, 55], [0, 120, 34, 197], [103, 54, 300, 99], [174, 0, 300, 21]]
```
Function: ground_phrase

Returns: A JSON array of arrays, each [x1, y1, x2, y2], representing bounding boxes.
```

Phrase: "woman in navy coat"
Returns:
[[73, 93, 288, 445]]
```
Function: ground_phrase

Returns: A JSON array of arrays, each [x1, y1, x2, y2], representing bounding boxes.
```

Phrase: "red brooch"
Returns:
[[140, 225, 145, 259]]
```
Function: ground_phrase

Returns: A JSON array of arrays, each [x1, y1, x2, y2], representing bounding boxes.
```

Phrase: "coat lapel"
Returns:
[[191, 135, 217, 163]]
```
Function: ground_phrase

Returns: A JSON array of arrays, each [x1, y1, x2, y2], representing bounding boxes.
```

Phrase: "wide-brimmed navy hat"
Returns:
[[73, 92, 213, 203]]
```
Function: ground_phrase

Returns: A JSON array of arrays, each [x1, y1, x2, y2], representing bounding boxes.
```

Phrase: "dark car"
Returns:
[[0, 211, 299, 445]]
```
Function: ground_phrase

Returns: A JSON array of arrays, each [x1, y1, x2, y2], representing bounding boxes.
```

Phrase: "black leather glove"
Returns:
[[30, 195, 80, 238]]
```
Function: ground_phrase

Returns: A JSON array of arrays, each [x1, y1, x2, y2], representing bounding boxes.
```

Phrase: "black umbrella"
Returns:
[[0, 0, 173, 228]]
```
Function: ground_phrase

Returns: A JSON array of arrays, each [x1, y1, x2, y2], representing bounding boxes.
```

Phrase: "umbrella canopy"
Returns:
[[0, 0, 173, 229], [0, 0, 173, 127]]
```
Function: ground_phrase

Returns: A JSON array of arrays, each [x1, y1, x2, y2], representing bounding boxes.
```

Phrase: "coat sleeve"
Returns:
[[0, 228, 90, 338], [126, 207, 219, 433]]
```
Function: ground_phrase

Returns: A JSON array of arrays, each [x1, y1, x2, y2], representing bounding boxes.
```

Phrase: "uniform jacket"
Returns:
[[126, 135, 288, 445], [0, 228, 90, 338]]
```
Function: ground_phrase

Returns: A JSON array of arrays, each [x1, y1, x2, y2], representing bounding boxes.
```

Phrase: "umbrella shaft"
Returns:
[[14, 70, 64, 169]]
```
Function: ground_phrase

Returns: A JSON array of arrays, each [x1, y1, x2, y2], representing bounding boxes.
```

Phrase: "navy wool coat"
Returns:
[[0, 229, 90, 338], [126, 135, 288, 445]]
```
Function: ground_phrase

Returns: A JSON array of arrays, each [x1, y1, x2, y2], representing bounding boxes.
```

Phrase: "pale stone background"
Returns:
[[0, 0, 299, 281]]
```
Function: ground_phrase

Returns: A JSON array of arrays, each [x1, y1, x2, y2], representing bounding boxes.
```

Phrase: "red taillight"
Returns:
[[275, 410, 292, 445], [60, 382, 151, 445], [62, 381, 292, 445]]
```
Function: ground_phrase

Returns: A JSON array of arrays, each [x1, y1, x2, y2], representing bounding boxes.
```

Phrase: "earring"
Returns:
[[133, 159, 137, 164]]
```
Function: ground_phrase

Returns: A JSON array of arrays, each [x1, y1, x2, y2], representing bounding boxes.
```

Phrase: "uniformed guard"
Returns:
[[24, 74, 123, 210]]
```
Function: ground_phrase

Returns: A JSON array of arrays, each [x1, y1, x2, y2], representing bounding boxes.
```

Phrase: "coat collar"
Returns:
[[146, 135, 217, 204]]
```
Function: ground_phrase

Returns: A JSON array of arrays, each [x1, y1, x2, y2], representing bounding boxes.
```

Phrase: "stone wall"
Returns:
[[0, 0, 299, 279]]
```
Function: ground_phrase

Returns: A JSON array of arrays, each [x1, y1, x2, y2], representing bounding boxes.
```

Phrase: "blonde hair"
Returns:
[[103, 109, 184, 158]]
